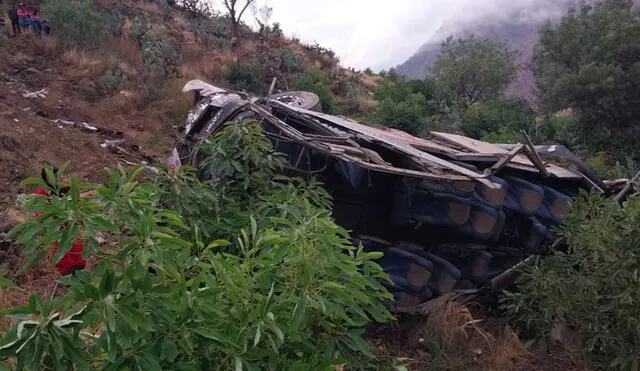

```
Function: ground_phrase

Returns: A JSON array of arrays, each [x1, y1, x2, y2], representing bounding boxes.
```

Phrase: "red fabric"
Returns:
[[51, 241, 86, 275], [33, 187, 86, 275], [35, 187, 48, 196], [17, 7, 29, 18]]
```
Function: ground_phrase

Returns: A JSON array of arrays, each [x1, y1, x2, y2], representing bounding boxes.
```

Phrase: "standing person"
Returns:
[[42, 19, 49, 35], [8, 3, 19, 35], [30, 9, 40, 35], [17, 2, 29, 33], [34, 167, 87, 276]]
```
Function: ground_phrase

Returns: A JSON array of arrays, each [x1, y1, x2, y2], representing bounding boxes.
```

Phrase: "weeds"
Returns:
[[42, 0, 108, 50], [155, 0, 173, 19], [280, 48, 304, 73], [140, 37, 182, 81], [501, 191, 640, 369], [189, 16, 230, 48], [0, 122, 392, 369], [223, 61, 267, 94], [99, 69, 126, 96], [294, 69, 339, 114], [107, 10, 125, 37]]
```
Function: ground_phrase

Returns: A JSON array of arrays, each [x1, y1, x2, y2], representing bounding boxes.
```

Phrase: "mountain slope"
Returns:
[[395, 0, 595, 102]]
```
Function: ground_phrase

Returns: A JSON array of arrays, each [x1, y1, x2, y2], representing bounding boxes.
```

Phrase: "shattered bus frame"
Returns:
[[171, 80, 631, 313]]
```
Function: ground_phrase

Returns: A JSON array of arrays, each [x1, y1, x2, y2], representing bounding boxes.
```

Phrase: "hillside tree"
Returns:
[[533, 0, 640, 160], [432, 36, 517, 109], [180, 0, 211, 18], [221, 0, 257, 48], [370, 79, 436, 135]]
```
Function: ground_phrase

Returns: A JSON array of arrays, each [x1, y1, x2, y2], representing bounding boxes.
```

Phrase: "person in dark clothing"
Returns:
[[42, 19, 50, 35], [8, 3, 19, 35]]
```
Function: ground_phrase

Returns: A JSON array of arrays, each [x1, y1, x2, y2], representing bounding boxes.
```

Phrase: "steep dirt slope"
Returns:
[[0, 36, 182, 205]]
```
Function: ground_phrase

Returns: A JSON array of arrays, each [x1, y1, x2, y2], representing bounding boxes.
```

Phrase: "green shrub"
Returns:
[[154, 0, 172, 19], [189, 16, 230, 48], [500, 191, 640, 369], [280, 48, 304, 73], [0, 121, 392, 369], [130, 20, 151, 45], [41, 0, 107, 49], [461, 99, 535, 142], [224, 62, 267, 95], [370, 79, 435, 135], [372, 95, 427, 136], [584, 153, 637, 180], [141, 37, 182, 81], [294, 70, 338, 114], [107, 10, 124, 37], [533, 115, 580, 148], [99, 69, 126, 96]]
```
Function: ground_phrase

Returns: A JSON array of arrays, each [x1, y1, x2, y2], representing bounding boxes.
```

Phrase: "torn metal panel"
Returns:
[[277, 103, 501, 189], [430, 131, 582, 179], [182, 79, 226, 95], [250, 104, 478, 182]]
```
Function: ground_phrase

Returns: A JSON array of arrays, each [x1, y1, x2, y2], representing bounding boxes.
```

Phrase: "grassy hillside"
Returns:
[[0, 0, 379, 204]]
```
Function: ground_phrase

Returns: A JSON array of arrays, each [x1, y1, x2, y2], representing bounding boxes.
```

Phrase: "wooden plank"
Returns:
[[483, 144, 525, 176]]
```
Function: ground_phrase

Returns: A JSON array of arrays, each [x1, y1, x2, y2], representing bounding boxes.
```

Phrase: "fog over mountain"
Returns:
[[395, 0, 595, 102]]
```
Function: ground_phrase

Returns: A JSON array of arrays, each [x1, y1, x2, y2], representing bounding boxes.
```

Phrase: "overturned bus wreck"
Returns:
[[170, 80, 635, 313]]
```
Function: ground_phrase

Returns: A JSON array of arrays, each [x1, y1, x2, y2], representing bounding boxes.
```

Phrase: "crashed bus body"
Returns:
[[171, 80, 631, 313]]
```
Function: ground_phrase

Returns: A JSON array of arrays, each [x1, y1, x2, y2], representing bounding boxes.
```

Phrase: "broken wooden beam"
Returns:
[[521, 130, 550, 177]]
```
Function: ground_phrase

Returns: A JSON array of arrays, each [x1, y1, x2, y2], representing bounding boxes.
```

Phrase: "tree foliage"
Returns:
[[432, 36, 516, 109], [294, 70, 339, 114], [500, 191, 640, 369], [0, 122, 392, 370], [461, 99, 535, 143], [221, 0, 257, 47], [42, 0, 107, 49], [533, 0, 640, 161], [179, 0, 211, 18], [370, 79, 435, 136]]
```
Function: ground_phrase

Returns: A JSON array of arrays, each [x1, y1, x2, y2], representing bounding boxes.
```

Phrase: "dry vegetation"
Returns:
[[367, 299, 533, 370]]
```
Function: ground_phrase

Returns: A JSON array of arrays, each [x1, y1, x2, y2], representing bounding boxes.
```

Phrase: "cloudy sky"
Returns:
[[217, 0, 577, 71]]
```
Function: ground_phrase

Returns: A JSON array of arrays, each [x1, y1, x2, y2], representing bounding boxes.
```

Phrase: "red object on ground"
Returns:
[[34, 187, 87, 275]]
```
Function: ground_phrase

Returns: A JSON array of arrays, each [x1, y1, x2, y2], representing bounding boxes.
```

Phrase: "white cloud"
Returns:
[[212, 0, 579, 71], [266, 0, 442, 71]]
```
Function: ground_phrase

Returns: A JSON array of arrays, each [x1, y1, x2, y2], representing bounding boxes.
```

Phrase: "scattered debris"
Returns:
[[48, 119, 122, 138], [22, 88, 47, 99]]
